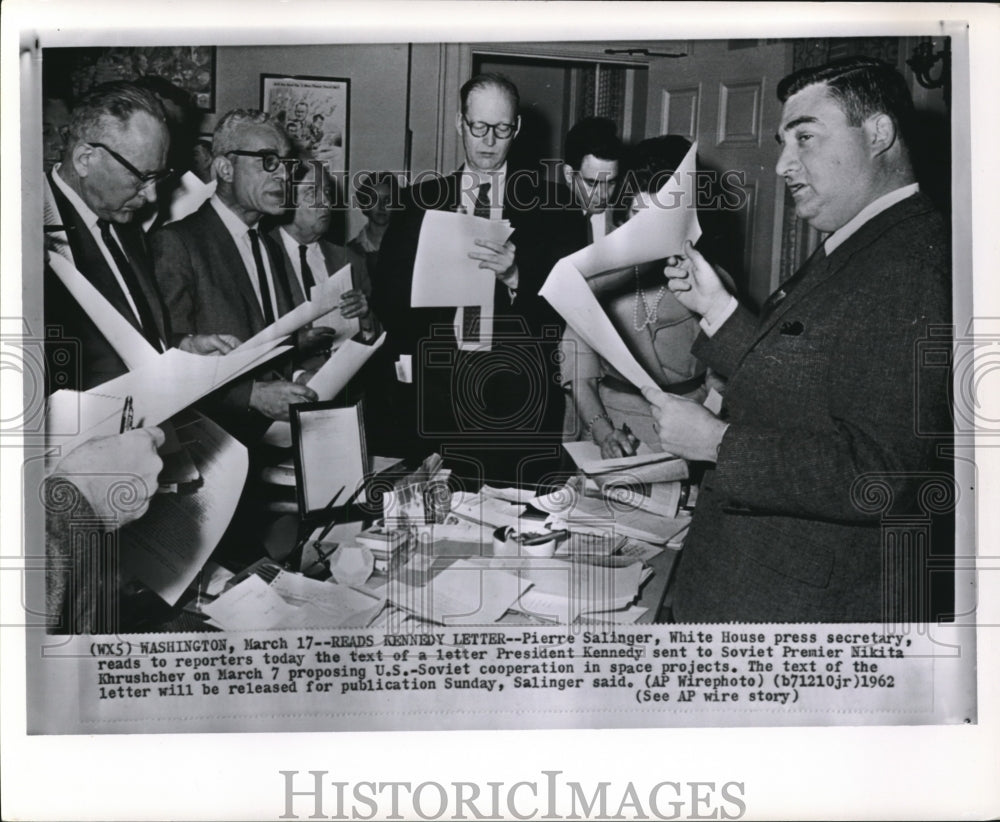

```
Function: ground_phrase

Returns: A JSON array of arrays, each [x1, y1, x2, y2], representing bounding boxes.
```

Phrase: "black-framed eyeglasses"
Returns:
[[227, 149, 292, 172], [87, 142, 173, 187], [462, 117, 517, 140]]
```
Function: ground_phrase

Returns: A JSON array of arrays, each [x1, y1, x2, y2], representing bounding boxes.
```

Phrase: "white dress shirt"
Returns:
[[701, 183, 921, 337], [50, 164, 143, 324], [278, 227, 328, 300], [209, 194, 281, 320]]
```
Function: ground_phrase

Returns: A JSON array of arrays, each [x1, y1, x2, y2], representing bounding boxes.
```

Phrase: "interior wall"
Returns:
[[211, 43, 411, 239]]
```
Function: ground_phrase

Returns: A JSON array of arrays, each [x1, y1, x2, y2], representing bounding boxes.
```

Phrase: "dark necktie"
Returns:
[[298, 244, 316, 298], [760, 242, 827, 319], [247, 228, 276, 325], [462, 182, 492, 342], [96, 218, 163, 350]]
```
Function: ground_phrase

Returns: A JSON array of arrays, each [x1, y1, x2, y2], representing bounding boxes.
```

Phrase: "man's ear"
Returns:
[[71, 142, 93, 178], [455, 111, 464, 139], [562, 162, 574, 188], [512, 115, 522, 141], [866, 112, 897, 158], [213, 154, 234, 184]]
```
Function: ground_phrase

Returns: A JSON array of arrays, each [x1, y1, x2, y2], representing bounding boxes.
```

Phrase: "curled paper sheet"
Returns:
[[540, 142, 703, 391], [328, 545, 375, 586]]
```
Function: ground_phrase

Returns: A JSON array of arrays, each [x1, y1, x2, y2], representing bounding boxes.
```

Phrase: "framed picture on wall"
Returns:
[[260, 74, 350, 176], [52, 46, 217, 112]]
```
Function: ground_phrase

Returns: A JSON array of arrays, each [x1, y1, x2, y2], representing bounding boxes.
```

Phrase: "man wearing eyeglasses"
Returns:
[[151, 108, 318, 443], [373, 73, 567, 484], [44, 81, 238, 392]]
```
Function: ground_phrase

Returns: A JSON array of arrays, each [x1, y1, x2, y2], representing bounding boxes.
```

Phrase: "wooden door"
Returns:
[[646, 41, 792, 307]]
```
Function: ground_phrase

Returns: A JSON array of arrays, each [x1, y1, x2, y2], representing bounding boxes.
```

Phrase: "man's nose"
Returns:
[[483, 128, 497, 146], [139, 179, 158, 204], [775, 141, 797, 177]]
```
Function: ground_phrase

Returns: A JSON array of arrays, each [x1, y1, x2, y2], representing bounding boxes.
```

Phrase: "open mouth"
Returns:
[[787, 182, 807, 197]]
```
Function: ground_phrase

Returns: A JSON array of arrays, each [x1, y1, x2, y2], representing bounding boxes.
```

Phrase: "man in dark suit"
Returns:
[[372, 74, 568, 485], [646, 56, 953, 623], [152, 109, 317, 443], [271, 162, 377, 341], [559, 116, 623, 244], [43, 81, 238, 392]]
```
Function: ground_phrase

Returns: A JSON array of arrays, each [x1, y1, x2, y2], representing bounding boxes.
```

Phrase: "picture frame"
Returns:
[[53, 46, 217, 112], [260, 73, 350, 177]]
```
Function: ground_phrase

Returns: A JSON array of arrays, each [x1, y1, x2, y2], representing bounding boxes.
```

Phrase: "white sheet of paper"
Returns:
[[261, 332, 386, 448], [119, 412, 248, 605], [411, 210, 513, 307], [390, 560, 526, 625], [541, 258, 657, 389], [201, 575, 298, 630], [47, 252, 161, 370], [236, 270, 348, 351], [307, 264, 360, 344], [540, 142, 704, 390], [570, 141, 702, 276], [94, 340, 290, 431]]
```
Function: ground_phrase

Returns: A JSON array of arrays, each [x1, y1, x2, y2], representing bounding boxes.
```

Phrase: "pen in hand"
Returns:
[[119, 395, 134, 434]]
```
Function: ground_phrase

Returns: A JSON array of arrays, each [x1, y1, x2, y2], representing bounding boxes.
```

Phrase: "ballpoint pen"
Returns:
[[119, 395, 134, 434]]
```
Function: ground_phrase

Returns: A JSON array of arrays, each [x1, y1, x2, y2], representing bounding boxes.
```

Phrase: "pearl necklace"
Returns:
[[632, 266, 666, 331]]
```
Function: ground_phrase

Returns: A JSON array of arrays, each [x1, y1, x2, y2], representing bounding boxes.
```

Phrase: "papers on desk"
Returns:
[[540, 141, 702, 390], [512, 558, 646, 623], [200, 566, 384, 630], [261, 332, 386, 448], [388, 559, 526, 625], [563, 440, 687, 479], [411, 210, 513, 308], [530, 485, 689, 546]]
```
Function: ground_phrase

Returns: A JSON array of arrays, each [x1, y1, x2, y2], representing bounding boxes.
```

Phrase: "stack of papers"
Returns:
[[201, 569, 384, 630]]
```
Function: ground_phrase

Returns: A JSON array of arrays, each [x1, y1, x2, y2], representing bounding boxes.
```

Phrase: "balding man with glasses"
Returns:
[[44, 81, 237, 391], [152, 109, 317, 443], [372, 73, 569, 485]]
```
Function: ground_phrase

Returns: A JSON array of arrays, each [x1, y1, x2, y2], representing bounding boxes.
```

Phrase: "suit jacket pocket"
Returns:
[[745, 517, 835, 589]]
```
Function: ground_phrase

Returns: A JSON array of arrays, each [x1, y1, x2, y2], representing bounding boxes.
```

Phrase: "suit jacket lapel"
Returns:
[[749, 193, 932, 348], [115, 222, 170, 343], [200, 203, 267, 330], [46, 170, 151, 338], [274, 235, 307, 307]]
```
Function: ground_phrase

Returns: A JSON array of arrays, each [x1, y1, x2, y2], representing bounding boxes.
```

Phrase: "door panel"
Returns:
[[647, 41, 791, 307]]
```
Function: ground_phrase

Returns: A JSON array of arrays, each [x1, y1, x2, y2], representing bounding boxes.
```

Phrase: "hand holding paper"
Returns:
[[540, 142, 704, 391], [664, 240, 732, 319], [249, 380, 318, 422], [641, 386, 729, 462]]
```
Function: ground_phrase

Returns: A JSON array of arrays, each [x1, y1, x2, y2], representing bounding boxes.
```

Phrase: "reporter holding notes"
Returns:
[[645, 57, 953, 623]]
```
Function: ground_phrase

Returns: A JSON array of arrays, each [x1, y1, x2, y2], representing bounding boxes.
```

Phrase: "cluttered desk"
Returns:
[[172, 434, 695, 631]]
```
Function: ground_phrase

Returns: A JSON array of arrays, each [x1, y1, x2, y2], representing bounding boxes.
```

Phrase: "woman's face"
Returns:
[[627, 189, 655, 221]]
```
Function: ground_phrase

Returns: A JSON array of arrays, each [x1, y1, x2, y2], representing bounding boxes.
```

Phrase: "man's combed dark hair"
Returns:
[[67, 81, 166, 145], [564, 116, 623, 170], [460, 73, 520, 115], [777, 56, 915, 150]]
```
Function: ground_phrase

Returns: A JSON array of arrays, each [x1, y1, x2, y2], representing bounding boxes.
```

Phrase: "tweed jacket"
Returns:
[[674, 192, 952, 622]]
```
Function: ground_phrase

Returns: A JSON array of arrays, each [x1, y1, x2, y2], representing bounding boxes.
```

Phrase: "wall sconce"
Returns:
[[906, 41, 950, 102]]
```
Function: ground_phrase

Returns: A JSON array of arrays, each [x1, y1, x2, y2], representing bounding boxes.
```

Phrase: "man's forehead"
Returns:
[[779, 82, 843, 130], [241, 124, 287, 151], [465, 86, 516, 117], [579, 155, 618, 178]]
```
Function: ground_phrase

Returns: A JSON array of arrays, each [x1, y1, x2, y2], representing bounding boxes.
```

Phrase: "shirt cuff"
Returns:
[[699, 295, 739, 337]]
